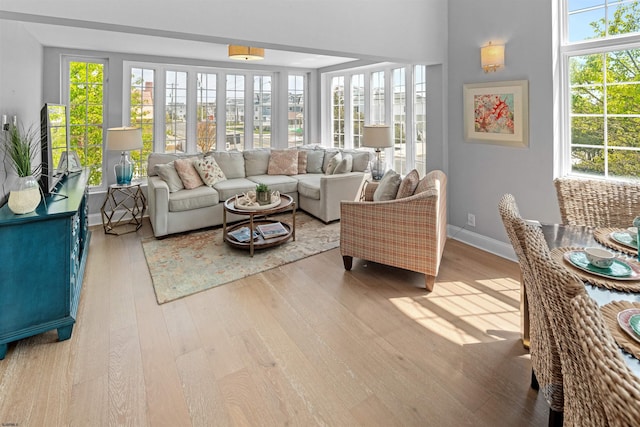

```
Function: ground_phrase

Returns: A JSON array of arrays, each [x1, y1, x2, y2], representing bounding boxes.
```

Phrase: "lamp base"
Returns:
[[115, 151, 134, 185], [371, 150, 386, 181]]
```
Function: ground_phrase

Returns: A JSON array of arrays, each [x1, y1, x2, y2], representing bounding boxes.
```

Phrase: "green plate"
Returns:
[[567, 251, 632, 278], [611, 231, 638, 249], [629, 314, 640, 337]]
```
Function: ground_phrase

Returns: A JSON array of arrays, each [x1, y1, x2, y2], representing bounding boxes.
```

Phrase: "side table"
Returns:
[[101, 182, 146, 235]]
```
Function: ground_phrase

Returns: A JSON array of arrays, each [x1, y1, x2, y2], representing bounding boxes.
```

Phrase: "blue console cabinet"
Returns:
[[0, 170, 90, 359]]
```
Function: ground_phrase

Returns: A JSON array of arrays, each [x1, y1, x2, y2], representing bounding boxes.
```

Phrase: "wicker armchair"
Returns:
[[521, 222, 608, 427], [498, 194, 564, 426], [554, 177, 640, 227], [340, 170, 447, 291], [571, 294, 640, 427]]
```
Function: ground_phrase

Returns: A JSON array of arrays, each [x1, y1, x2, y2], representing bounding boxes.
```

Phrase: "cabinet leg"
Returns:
[[0, 343, 7, 360], [57, 325, 74, 341]]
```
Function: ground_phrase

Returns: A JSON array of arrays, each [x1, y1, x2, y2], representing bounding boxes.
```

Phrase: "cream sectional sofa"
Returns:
[[147, 147, 372, 237]]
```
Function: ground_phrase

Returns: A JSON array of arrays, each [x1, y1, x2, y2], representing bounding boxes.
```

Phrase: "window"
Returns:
[[561, 0, 640, 179], [352, 74, 365, 148], [165, 70, 187, 153], [331, 76, 345, 148], [253, 75, 271, 148], [196, 72, 217, 153], [226, 74, 245, 151], [392, 68, 407, 174], [288, 74, 305, 147], [67, 59, 106, 187], [414, 65, 427, 176], [130, 67, 154, 177], [371, 71, 385, 124]]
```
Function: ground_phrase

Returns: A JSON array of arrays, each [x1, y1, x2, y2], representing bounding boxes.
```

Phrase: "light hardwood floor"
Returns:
[[0, 220, 548, 426]]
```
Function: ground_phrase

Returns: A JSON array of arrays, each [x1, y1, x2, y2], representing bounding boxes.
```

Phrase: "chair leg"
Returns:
[[531, 369, 539, 390], [425, 275, 435, 292], [343, 256, 353, 271], [548, 408, 563, 427]]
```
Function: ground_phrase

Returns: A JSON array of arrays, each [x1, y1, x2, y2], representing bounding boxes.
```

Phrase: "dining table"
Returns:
[[531, 223, 640, 377]]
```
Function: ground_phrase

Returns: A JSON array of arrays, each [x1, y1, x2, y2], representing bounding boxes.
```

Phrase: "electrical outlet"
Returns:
[[467, 213, 476, 227]]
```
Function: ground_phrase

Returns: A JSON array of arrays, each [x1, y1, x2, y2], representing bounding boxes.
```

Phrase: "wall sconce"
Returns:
[[481, 42, 505, 73]]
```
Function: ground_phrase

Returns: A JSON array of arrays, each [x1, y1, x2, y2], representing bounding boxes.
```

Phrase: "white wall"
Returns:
[[0, 20, 43, 203], [447, 0, 559, 257]]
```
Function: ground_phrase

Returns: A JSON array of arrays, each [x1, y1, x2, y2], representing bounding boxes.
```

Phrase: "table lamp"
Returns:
[[363, 125, 393, 180], [107, 127, 143, 185]]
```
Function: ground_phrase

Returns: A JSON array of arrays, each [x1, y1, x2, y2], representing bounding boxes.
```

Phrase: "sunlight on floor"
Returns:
[[390, 277, 521, 346]]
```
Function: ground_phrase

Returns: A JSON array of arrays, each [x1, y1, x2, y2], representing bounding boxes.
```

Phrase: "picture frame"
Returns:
[[58, 150, 83, 173], [463, 80, 529, 148]]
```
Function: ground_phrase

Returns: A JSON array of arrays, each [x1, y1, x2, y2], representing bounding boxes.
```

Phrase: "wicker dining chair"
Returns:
[[498, 194, 564, 426], [554, 177, 640, 228], [571, 294, 640, 427], [520, 222, 608, 427]]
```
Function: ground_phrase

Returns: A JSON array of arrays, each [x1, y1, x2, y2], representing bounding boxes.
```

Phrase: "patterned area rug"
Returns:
[[142, 212, 340, 304]]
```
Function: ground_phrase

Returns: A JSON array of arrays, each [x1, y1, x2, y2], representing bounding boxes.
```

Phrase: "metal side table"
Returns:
[[101, 181, 146, 235]]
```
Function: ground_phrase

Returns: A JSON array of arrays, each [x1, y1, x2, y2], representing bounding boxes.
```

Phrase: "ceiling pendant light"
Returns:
[[228, 45, 265, 61]]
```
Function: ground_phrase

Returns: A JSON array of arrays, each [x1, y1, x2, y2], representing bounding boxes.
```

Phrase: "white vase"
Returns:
[[8, 175, 41, 214]]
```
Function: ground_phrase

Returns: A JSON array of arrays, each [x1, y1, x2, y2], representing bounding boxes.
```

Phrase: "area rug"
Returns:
[[141, 212, 340, 304]]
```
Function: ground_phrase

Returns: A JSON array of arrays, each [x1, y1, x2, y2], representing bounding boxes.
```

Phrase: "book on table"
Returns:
[[228, 226, 260, 243], [256, 222, 288, 239]]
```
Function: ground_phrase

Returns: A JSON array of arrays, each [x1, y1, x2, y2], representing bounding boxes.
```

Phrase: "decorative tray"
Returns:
[[610, 231, 638, 250], [617, 308, 640, 344], [564, 250, 640, 280], [232, 198, 281, 211]]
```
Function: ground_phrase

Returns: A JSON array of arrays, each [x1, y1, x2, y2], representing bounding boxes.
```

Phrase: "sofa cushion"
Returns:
[[341, 149, 371, 173], [396, 169, 420, 199], [174, 158, 205, 189], [155, 162, 184, 192], [296, 174, 321, 200], [373, 170, 402, 201], [324, 152, 342, 175], [213, 177, 263, 201], [333, 154, 353, 174], [304, 150, 325, 173], [248, 175, 299, 194], [211, 151, 245, 179], [322, 149, 341, 173], [297, 150, 308, 174], [168, 185, 219, 212], [194, 155, 227, 187], [268, 149, 299, 175], [244, 149, 270, 176]]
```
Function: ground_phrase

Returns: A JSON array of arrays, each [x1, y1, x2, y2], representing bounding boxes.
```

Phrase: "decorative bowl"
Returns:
[[627, 227, 638, 240], [584, 247, 615, 268]]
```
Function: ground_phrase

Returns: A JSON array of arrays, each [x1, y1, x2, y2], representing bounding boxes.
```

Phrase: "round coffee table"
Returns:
[[222, 194, 296, 256]]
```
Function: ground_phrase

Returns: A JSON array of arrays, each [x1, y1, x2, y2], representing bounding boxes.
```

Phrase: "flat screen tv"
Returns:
[[40, 103, 68, 195]]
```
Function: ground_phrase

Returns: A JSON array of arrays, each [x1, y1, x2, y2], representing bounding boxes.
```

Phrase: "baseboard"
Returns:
[[447, 225, 516, 262]]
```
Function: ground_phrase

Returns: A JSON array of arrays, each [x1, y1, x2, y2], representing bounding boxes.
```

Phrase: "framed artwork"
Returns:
[[58, 150, 83, 173], [463, 80, 529, 147]]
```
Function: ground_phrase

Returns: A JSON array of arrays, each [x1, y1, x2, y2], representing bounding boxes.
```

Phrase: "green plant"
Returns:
[[255, 183, 269, 193], [2, 124, 41, 177]]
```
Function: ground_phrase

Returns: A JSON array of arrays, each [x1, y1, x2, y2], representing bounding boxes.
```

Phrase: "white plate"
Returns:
[[617, 308, 640, 344]]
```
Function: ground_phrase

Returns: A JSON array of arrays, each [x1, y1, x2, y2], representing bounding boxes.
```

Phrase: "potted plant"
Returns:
[[2, 123, 42, 214], [255, 183, 271, 205]]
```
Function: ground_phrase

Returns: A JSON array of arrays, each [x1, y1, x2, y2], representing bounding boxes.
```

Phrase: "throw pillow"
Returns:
[[155, 162, 184, 193], [268, 149, 299, 175], [324, 152, 342, 175], [396, 169, 420, 199], [194, 155, 227, 187], [373, 170, 402, 201], [297, 150, 308, 174], [174, 158, 205, 189], [333, 154, 353, 175], [305, 150, 325, 173]]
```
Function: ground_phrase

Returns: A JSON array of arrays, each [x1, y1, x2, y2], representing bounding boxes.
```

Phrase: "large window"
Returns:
[[352, 74, 365, 148], [130, 67, 154, 177], [253, 75, 271, 148], [288, 74, 305, 147], [414, 65, 427, 176], [226, 74, 245, 151], [331, 76, 345, 148], [561, 0, 640, 179], [371, 71, 385, 124], [196, 72, 217, 153], [165, 70, 187, 153], [392, 68, 407, 174], [67, 59, 106, 187]]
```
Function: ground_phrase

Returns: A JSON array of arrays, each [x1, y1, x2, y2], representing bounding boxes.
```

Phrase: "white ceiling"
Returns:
[[22, 22, 360, 69]]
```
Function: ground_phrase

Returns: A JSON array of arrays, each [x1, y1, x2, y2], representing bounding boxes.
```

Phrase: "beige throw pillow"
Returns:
[[155, 162, 184, 193], [396, 169, 420, 199], [333, 154, 353, 174], [325, 152, 342, 175], [373, 170, 402, 201], [297, 150, 308, 174], [194, 155, 227, 187], [174, 158, 205, 189], [268, 149, 299, 175]]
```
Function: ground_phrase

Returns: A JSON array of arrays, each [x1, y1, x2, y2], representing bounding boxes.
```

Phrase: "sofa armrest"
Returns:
[[318, 172, 367, 221], [147, 176, 170, 237]]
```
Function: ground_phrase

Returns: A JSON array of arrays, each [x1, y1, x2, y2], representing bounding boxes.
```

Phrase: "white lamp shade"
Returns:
[[363, 125, 393, 149], [107, 127, 143, 151], [481, 42, 505, 72]]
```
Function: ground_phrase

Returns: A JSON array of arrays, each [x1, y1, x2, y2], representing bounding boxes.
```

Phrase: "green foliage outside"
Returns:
[[570, 1, 640, 179]]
